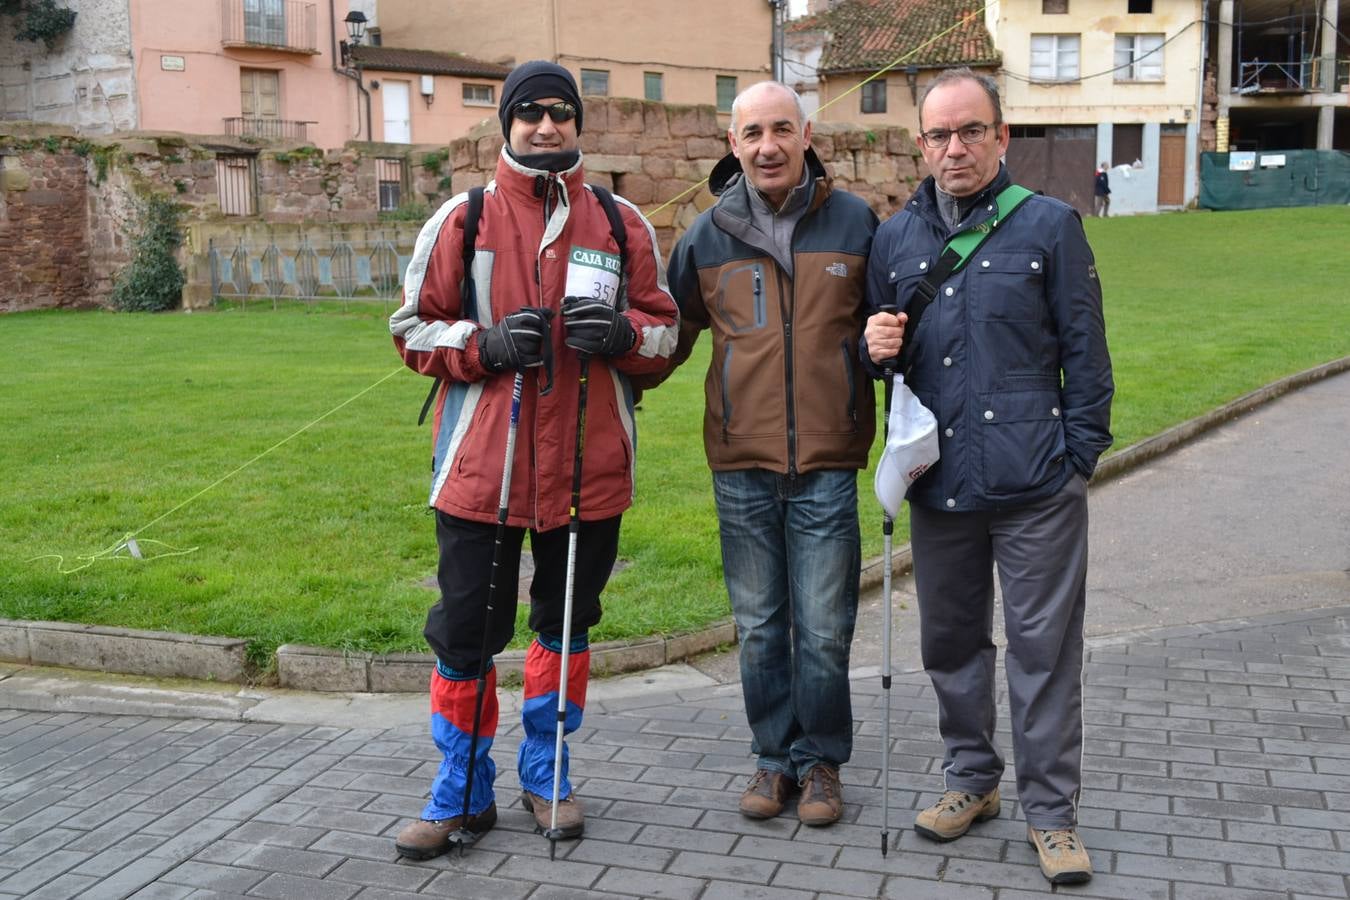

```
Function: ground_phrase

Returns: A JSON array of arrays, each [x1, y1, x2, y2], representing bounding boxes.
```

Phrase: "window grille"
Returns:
[[376, 158, 405, 212], [216, 154, 258, 216], [462, 83, 494, 106]]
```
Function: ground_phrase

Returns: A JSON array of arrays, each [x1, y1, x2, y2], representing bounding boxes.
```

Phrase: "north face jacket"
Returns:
[[864, 165, 1114, 512], [648, 149, 878, 474], [390, 149, 679, 530]]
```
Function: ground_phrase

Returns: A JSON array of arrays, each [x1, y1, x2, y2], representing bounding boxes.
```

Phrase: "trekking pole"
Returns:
[[879, 333, 899, 858], [544, 351, 590, 861], [448, 370, 525, 853]]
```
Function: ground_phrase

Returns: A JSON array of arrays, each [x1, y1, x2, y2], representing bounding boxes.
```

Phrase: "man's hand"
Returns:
[[560, 296, 636, 357], [865, 311, 908, 367], [476, 307, 554, 372]]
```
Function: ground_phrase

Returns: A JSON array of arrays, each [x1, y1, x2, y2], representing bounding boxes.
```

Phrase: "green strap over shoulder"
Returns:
[[942, 184, 1036, 272]]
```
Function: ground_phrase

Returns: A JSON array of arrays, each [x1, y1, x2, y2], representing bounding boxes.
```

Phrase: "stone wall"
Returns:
[[0, 136, 90, 312], [1, 124, 455, 311], [2, 100, 921, 312], [450, 97, 923, 255]]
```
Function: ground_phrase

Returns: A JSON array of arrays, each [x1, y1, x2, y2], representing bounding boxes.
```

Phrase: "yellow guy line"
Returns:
[[30, 366, 408, 574]]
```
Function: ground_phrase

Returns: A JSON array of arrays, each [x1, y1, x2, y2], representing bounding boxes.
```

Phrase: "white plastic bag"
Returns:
[[873, 374, 940, 518]]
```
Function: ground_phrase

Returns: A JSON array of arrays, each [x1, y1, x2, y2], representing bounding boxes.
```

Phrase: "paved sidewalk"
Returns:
[[0, 607, 1347, 899], [0, 371, 1347, 899]]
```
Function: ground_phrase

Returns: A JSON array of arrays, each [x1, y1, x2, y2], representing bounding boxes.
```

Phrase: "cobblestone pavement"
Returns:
[[0, 605, 1346, 899]]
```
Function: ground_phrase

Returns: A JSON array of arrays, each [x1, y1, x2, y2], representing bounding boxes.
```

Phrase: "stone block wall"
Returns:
[[2, 101, 920, 312], [1, 125, 455, 312], [450, 97, 923, 255], [0, 136, 91, 312]]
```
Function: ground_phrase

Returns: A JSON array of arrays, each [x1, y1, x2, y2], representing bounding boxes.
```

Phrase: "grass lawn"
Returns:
[[1, 206, 1347, 669]]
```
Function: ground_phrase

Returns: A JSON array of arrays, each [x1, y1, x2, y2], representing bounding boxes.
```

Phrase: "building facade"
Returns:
[[0, 0, 513, 150], [1212, 0, 1348, 152], [374, 0, 773, 115], [984, 0, 1207, 215], [787, 0, 1001, 137]]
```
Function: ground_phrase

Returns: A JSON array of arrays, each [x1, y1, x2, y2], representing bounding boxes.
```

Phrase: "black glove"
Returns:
[[560, 296, 635, 357], [476, 307, 554, 373]]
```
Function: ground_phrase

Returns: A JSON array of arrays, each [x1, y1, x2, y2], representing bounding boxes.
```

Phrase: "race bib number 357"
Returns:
[[565, 246, 621, 303]]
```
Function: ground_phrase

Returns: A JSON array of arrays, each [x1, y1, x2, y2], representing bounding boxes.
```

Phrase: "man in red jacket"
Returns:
[[389, 61, 678, 860]]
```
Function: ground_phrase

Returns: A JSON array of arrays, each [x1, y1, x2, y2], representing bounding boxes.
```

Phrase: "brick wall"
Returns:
[[0, 146, 91, 312]]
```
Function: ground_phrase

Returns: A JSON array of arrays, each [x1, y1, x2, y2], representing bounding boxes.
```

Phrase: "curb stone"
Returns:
[[6, 355, 1347, 691]]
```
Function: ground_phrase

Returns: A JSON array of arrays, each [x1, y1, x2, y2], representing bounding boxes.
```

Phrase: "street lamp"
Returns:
[[343, 10, 367, 45], [338, 10, 372, 140]]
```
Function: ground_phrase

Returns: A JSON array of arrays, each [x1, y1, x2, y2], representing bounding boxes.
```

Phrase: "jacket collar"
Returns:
[[709, 147, 832, 235], [909, 163, 1012, 234], [493, 146, 586, 205]]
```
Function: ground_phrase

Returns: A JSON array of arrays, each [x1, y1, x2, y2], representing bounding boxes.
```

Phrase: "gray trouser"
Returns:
[[911, 473, 1089, 829]]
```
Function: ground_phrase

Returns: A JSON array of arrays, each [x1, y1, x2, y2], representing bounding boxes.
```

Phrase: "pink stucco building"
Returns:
[[1, 0, 511, 149]]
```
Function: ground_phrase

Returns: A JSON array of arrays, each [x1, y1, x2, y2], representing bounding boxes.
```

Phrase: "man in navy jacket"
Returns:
[[864, 68, 1113, 885]]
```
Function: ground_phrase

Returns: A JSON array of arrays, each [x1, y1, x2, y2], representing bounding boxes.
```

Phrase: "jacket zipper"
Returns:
[[777, 265, 797, 477]]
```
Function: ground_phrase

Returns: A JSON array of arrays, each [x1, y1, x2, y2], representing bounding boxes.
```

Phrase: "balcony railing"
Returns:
[[223, 117, 313, 141], [221, 0, 318, 54], [1236, 59, 1312, 93]]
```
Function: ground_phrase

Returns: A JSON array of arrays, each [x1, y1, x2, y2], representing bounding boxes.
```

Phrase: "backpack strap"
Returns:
[[589, 184, 629, 299], [898, 184, 1036, 376], [418, 184, 628, 426], [418, 187, 486, 427]]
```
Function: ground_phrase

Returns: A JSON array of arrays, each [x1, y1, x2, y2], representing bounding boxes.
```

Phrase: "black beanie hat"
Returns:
[[499, 61, 584, 139]]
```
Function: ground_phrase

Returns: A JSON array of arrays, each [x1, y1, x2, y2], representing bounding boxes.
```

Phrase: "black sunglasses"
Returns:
[[512, 101, 578, 125]]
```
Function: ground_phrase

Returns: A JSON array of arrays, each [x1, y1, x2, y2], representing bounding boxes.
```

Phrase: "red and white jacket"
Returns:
[[391, 149, 679, 531]]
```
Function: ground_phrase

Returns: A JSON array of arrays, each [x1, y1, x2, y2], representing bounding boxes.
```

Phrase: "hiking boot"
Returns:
[[738, 769, 794, 819], [913, 788, 1001, 842], [521, 790, 585, 839], [796, 765, 843, 827], [394, 803, 498, 860], [1028, 826, 1093, 884]]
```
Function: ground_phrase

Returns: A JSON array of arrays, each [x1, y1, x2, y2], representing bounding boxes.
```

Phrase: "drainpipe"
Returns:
[[330, 0, 372, 140]]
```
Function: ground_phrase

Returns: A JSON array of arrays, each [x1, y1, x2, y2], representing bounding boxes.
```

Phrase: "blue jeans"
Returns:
[[712, 468, 861, 779]]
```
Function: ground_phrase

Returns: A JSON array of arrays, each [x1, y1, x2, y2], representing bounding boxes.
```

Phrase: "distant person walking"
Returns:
[[1094, 162, 1111, 217]]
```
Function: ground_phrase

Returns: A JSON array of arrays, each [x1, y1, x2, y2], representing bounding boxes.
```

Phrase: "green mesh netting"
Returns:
[[1200, 150, 1350, 210]]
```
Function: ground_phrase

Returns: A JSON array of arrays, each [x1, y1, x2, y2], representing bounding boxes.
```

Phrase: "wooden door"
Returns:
[[241, 69, 279, 120], [1158, 130, 1186, 206]]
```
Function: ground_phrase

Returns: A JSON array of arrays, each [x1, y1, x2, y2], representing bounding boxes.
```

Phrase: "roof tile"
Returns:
[[790, 0, 999, 73]]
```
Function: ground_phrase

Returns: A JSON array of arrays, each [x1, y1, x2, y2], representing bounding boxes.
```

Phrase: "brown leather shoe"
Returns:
[[914, 788, 1001, 842], [394, 803, 498, 860], [521, 790, 585, 839], [797, 765, 843, 827], [738, 769, 794, 819]]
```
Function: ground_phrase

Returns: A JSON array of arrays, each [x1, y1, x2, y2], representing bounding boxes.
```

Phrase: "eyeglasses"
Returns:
[[512, 101, 578, 125], [918, 122, 998, 150]]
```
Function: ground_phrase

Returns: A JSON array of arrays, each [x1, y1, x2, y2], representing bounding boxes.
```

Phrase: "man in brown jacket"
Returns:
[[638, 81, 877, 827]]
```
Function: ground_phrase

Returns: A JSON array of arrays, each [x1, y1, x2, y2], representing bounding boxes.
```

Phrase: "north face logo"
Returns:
[[825, 262, 848, 278]]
